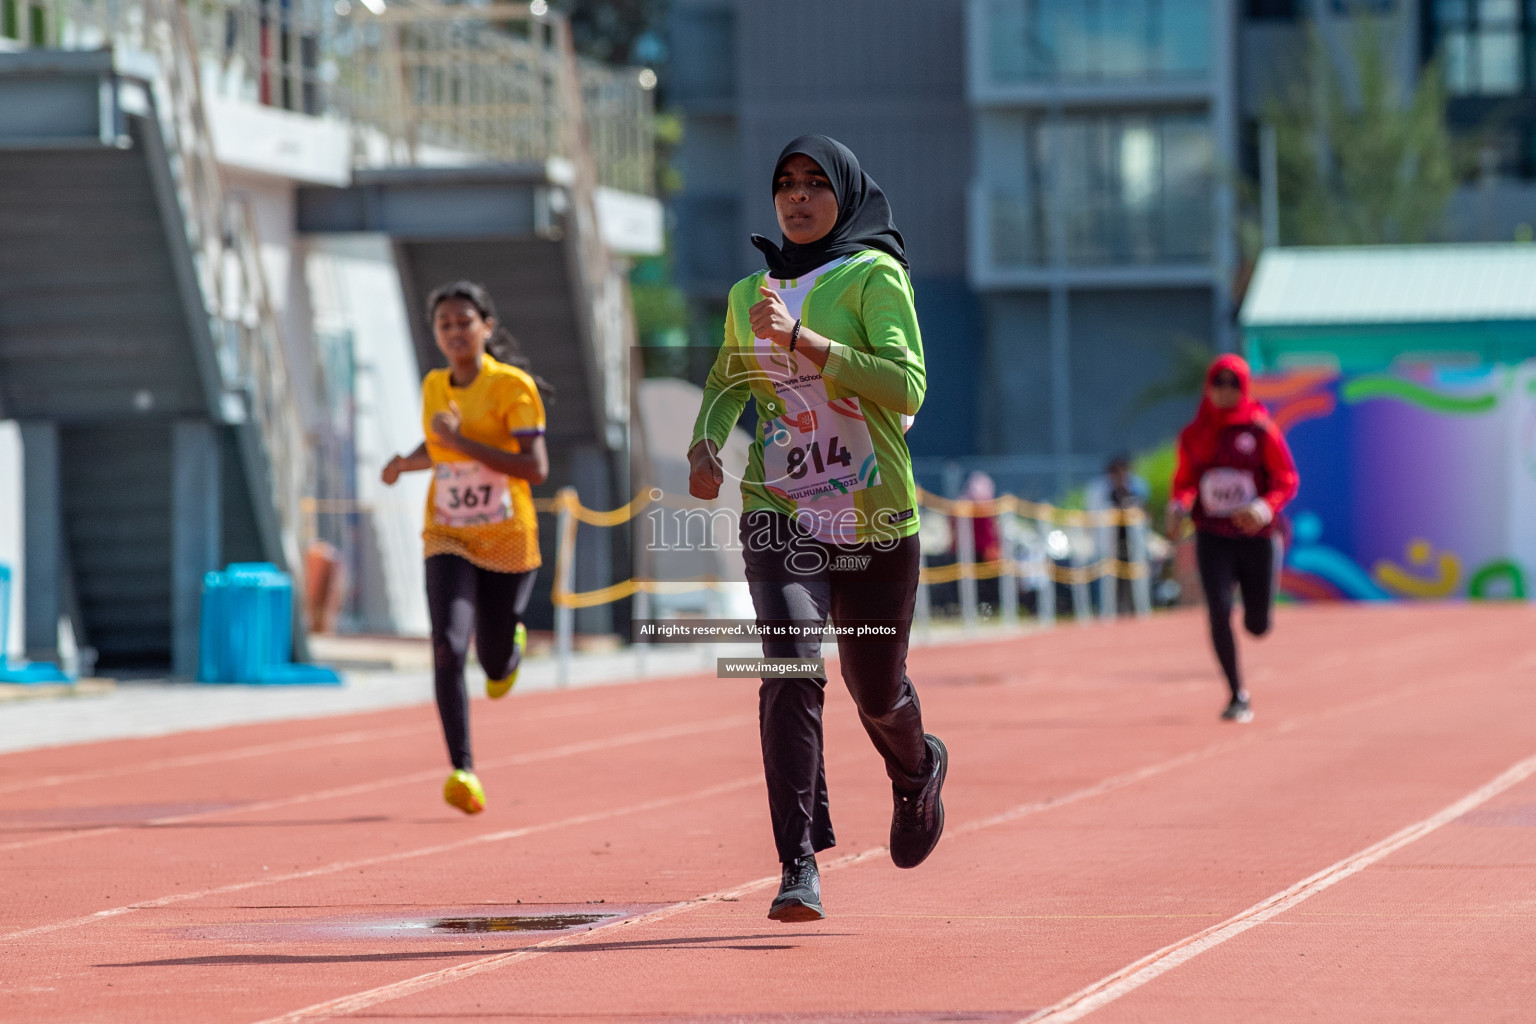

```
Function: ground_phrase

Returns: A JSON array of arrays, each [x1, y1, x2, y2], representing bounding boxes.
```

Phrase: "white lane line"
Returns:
[[253, 840, 905, 1024], [0, 772, 764, 944], [0, 726, 422, 797], [246, 868, 782, 1024], [1017, 749, 1536, 1023], [0, 716, 752, 854], [241, 673, 1470, 1023], [0, 693, 714, 797], [242, 738, 1287, 1024]]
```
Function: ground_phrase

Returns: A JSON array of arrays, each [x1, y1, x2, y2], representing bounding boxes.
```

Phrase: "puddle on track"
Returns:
[[424, 913, 614, 933], [171, 904, 664, 943]]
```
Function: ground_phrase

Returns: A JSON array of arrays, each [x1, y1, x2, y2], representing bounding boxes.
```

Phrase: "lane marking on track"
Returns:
[[242, 672, 1480, 1024], [0, 726, 423, 797], [0, 716, 753, 855], [0, 691, 723, 796], [0, 772, 764, 944], [1016, 749, 1536, 1023]]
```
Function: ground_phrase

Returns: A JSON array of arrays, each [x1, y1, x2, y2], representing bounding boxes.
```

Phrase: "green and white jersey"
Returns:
[[690, 250, 925, 545]]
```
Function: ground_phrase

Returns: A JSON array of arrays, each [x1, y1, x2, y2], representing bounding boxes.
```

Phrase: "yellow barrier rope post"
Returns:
[[632, 583, 650, 676], [552, 486, 578, 686], [1129, 510, 1153, 618], [914, 545, 932, 641], [1096, 534, 1118, 622], [1068, 525, 1093, 623], [1035, 521, 1057, 627], [998, 508, 1019, 627], [955, 500, 978, 630]]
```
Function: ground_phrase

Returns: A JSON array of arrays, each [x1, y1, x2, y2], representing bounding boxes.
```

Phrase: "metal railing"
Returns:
[[225, 196, 310, 571], [331, 0, 654, 193], [4, 0, 656, 551], [320, 0, 643, 441], [9, 0, 312, 574], [5, 0, 656, 193], [184, 0, 332, 115]]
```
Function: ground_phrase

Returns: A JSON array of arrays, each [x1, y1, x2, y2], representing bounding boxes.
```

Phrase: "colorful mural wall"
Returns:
[[1255, 362, 1536, 602]]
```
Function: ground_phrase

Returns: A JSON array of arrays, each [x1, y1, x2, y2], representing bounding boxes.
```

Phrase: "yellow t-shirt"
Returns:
[[421, 354, 544, 574]]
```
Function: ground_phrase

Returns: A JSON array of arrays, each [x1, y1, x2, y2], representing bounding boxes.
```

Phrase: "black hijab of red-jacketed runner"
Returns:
[[750, 134, 908, 280]]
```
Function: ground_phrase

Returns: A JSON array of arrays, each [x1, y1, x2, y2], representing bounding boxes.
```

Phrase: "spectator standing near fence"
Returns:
[[687, 135, 948, 922], [1087, 455, 1149, 613], [1166, 355, 1299, 723], [956, 470, 1001, 609], [381, 281, 549, 814]]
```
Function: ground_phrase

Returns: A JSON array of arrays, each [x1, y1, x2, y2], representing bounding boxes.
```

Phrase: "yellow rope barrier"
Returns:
[[911, 487, 1146, 528], [553, 577, 743, 610], [300, 484, 1150, 608], [917, 557, 1145, 587]]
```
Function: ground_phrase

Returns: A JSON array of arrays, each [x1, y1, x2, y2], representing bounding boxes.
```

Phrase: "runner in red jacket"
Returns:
[[1167, 354, 1299, 722]]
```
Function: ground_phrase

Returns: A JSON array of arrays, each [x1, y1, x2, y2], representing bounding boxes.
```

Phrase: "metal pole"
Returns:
[[1045, 103, 1073, 498], [1036, 530, 1056, 629], [1069, 528, 1091, 625], [700, 584, 717, 669], [553, 487, 578, 686], [1129, 511, 1153, 618], [1096, 512, 1117, 623], [915, 551, 933, 643], [998, 511, 1018, 628], [956, 503, 978, 630], [632, 586, 649, 676], [1260, 122, 1280, 250]]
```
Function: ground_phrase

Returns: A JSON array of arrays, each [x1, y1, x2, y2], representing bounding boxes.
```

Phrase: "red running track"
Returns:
[[3, 604, 1536, 1023]]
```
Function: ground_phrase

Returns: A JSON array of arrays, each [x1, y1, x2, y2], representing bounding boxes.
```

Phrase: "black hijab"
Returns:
[[750, 135, 907, 280]]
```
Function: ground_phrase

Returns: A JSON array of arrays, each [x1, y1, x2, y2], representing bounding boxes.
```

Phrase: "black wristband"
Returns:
[[789, 318, 802, 353]]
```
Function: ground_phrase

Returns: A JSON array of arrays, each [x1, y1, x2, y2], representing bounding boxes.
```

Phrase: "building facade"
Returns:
[[665, 0, 1536, 499], [667, 0, 981, 469], [668, 0, 1240, 498], [967, 0, 1239, 495]]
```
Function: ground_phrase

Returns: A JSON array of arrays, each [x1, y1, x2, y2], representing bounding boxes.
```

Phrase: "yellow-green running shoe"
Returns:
[[443, 769, 486, 815], [487, 622, 527, 699]]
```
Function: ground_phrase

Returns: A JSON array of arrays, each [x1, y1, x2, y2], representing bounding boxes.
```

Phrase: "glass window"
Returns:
[[1101, 0, 1153, 79], [1444, 30, 1473, 92], [1246, 0, 1299, 18], [1480, 30, 1523, 91], [1160, 0, 1213, 75], [984, 0, 1210, 84], [1433, 0, 1534, 95], [981, 112, 1214, 268], [1482, 0, 1519, 22]]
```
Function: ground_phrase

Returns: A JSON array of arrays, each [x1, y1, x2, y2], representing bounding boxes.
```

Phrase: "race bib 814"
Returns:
[[761, 396, 878, 505]]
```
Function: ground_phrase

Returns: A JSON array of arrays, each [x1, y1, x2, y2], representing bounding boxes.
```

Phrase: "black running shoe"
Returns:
[[767, 855, 824, 922], [890, 734, 947, 869], [1221, 694, 1253, 723]]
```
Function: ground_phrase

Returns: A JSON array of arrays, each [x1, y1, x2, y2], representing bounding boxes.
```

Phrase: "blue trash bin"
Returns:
[[198, 563, 338, 685], [0, 562, 69, 684], [225, 562, 293, 681], [0, 563, 10, 667], [198, 563, 291, 682]]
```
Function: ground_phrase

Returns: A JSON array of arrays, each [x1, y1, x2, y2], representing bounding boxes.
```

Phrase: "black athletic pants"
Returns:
[[1195, 531, 1282, 699], [740, 510, 931, 865], [425, 554, 537, 771]]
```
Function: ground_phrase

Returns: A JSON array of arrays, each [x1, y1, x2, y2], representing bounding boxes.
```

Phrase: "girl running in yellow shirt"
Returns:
[[381, 281, 549, 814]]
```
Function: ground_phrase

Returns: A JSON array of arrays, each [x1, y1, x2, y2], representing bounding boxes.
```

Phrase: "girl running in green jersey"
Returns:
[[688, 136, 947, 922]]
